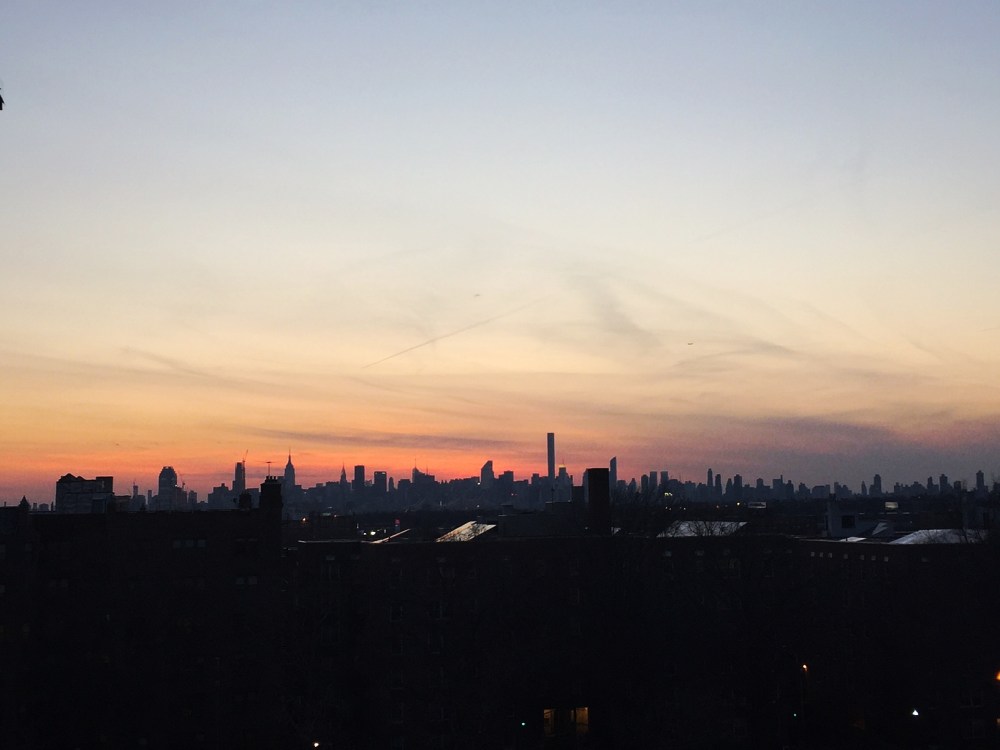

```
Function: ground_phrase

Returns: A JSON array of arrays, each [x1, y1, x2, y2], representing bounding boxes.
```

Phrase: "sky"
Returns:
[[2, 1, 1000, 502]]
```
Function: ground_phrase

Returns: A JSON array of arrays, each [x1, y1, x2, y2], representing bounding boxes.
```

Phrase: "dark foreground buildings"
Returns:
[[3, 481, 1000, 749]]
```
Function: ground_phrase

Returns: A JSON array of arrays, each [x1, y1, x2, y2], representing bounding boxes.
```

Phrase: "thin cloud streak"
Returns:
[[246, 426, 521, 453], [362, 301, 540, 369]]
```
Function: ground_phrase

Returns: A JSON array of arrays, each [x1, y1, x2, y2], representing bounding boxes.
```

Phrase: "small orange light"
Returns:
[[802, 664, 808, 672], [994, 670, 1000, 682]]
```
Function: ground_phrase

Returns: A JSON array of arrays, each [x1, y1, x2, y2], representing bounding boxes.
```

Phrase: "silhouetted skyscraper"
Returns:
[[481, 460, 494, 488], [281, 453, 298, 505], [609, 457, 617, 489], [234, 461, 246, 496], [547, 433, 555, 483], [373, 471, 387, 495], [158, 466, 178, 511], [353, 465, 365, 495]]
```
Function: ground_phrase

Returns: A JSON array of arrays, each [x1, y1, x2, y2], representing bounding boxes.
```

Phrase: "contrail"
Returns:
[[362, 303, 536, 369]]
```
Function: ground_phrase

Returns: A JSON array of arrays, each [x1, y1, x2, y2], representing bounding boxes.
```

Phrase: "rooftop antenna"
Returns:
[[266, 460, 272, 476]]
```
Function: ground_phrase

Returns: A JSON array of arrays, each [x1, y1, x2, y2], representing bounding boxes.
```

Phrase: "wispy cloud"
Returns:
[[362, 301, 541, 369], [245, 426, 521, 453]]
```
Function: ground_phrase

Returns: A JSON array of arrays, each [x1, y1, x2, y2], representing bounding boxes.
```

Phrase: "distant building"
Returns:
[[54, 474, 115, 514], [283, 453, 295, 490], [208, 482, 232, 509], [156, 466, 180, 511], [480, 460, 494, 489], [373, 471, 387, 496], [547, 432, 556, 483], [234, 461, 246, 496]]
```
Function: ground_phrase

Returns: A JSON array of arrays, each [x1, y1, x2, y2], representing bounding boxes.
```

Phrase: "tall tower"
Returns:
[[234, 461, 246, 496], [158, 466, 178, 511], [609, 457, 618, 489], [547, 433, 556, 483], [283, 452, 296, 488]]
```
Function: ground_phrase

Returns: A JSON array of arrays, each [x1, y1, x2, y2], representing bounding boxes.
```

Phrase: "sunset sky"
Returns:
[[3, 1, 1000, 502]]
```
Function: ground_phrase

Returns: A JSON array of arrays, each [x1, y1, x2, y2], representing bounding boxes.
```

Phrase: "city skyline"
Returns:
[[3, 3, 1000, 504], [10, 436, 1000, 506]]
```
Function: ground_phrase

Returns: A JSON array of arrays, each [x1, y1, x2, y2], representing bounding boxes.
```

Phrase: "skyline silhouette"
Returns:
[[12, 431, 1000, 509]]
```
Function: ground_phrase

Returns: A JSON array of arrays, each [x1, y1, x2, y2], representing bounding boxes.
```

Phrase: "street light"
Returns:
[[799, 663, 809, 724]]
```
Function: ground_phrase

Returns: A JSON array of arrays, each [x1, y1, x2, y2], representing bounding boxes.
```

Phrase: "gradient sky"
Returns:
[[3, 1, 1000, 502]]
